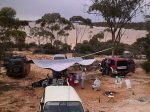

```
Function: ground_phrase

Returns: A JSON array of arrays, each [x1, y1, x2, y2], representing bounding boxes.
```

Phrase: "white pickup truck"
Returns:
[[40, 86, 85, 112], [53, 54, 67, 60]]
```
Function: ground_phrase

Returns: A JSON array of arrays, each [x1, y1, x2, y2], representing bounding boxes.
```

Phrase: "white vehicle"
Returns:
[[53, 54, 67, 60], [40, 86, 84, 112], [52, 54, 67, 79]]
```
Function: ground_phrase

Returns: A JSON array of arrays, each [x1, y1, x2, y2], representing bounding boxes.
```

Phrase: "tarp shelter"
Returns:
[[32, 58, 96, 72]]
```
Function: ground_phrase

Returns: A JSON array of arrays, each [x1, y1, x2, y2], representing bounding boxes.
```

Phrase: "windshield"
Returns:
[[44, 101, 84, 112], [54, 57, 65, 60], [117, 61, 128, 66]]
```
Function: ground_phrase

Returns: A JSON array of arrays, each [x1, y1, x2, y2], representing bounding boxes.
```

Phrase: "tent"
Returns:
[[32, 58, 96, 72]]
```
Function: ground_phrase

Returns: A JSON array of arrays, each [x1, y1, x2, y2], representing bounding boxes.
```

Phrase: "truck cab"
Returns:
[[40, 86, 84, 112], [53, 54, 67, 60], [52, 54, 67, 79]]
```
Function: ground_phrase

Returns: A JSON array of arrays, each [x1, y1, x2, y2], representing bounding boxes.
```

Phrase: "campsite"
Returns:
[[1, 0, 150, 112], [0, 52, 150, 112]]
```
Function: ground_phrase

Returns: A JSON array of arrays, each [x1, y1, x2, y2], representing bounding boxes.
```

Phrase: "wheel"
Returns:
[[7, 65, 21, 77]]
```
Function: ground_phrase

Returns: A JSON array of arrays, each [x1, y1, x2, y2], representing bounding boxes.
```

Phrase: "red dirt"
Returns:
[[0, 53, 150, 112]]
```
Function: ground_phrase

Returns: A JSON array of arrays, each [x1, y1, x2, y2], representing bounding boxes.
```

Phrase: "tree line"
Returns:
[[93, 22, 146, 30], [1, 0, 150, 61]]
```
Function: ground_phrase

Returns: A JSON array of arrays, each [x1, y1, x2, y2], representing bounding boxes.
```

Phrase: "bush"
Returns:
[[60, 43, 71, 53], [141, 61, 150, 73], [72, 53, 94, 59], [74, 43, 94, 54], [33, 43, 60, 54]]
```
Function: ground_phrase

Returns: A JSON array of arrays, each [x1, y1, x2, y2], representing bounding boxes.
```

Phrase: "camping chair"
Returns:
[[125, 79, 132, 89], [105, 91, 115, 102], [107, 94, 115, 102], [114, 77, 122, 88]]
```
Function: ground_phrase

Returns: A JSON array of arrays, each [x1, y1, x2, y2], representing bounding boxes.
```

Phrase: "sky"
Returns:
[[0, 0, 149, 22]]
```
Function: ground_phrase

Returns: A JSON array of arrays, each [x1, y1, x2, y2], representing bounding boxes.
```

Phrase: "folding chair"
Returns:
[[107, 94, 115, 102], [125, 79, 132, 89], [114, 77, 122, 88]]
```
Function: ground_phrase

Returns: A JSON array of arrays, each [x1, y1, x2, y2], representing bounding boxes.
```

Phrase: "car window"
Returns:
[[117, 61, 128, 66], [44, 101, 84, 112], [54, 57, 65, 60]]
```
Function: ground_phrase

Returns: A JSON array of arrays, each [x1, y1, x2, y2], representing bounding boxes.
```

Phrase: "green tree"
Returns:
[[11, 30, 27, 50], [91, 32, 104, 42], [0, 7, 16, 60], [131, 14, 150, 60], [0, 7, 16, 42], [36, 13, 73, 46], [145, 15, 150, 36], [133, 37, 150, 60], [0, 7, 28, 53], [88, 32, 104, 51], [89, 0, 147, 57], [70, 16, 93, 45], [60, 43, 71, 53], [30, 26, 53, 45], [53, 40, 63, 48], [74, 43, 94, 54]]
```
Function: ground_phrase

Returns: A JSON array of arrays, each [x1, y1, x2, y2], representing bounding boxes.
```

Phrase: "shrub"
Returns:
[[72, 53, 94, 59], [141, 61, 150, 73], [60, 43, 71, 53], [74, 43, 94, 54]]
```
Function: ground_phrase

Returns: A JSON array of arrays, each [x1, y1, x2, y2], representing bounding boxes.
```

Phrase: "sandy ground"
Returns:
[[0, 53, 150, 112]]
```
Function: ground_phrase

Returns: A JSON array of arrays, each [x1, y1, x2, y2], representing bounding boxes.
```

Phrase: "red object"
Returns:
[[108, 58, 128, 61], [111, 64, 116, 70], [101, 58, 135, 75], [67, 75, 80, 87], [67, 76, 74, 86], [74, 80, 80, 87]]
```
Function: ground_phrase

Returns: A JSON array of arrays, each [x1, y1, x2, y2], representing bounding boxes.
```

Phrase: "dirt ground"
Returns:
[[0, 53, 150, 112]]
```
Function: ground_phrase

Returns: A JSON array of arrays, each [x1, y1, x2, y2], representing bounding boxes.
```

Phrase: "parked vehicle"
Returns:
[[123, 51, 133, 58], [53, 54, 67, 60], [100, 58, 135, 76], [52, 54, 67, 79], [3, 55, 30, 77], [40, 86, 84, 112]]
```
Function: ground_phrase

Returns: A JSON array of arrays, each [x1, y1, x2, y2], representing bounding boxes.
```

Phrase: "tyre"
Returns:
[[108, 69, 113, 76]]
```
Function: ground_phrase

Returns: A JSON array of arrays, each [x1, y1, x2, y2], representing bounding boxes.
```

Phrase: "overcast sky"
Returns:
[[0, 0, 148, 22]]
